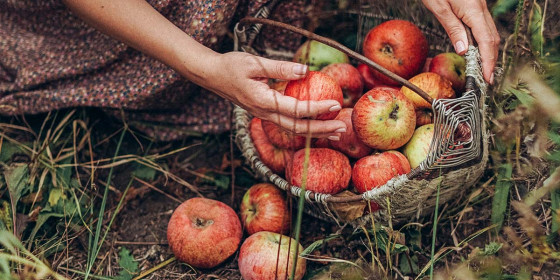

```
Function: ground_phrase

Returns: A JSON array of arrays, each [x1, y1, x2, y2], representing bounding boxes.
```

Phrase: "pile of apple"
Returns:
[[250, 19, 467, 205], [167, 184, 305, 279]]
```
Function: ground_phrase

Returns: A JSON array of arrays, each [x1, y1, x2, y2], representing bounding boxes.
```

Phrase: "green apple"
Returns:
[[403, 124, 434, 169], [293, 40, 349, 71]]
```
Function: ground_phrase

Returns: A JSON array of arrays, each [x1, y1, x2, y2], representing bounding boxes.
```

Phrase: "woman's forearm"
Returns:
[[62, 0, 218, 84]]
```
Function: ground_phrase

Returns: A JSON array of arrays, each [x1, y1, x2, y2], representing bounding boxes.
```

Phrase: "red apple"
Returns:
[[352, 87, 416, 150], [401, 72, 455, 109], [352, 150, 411, 194], [250, 118, 293, 174], [321, 63, 364, 107], [286, 148, 351, 194], [238, 231, 306, 280], [362, 19, 428, 86], [312, 137, 330, 148], [293, 40, 349, 71], [403, 124, 434, 169], [240, 183, 291, 235], [429, 52, 466, 91], [328, 108, 373, 158], [261, 120, 306, 150], [167, 198, 242, 269], [284, 71, 343, 120], [357, 63, 379, 90], [415, 109, 433, 126]]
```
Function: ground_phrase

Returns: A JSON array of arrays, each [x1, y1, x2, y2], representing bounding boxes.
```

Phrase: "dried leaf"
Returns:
[[328, 191, 366, 222]]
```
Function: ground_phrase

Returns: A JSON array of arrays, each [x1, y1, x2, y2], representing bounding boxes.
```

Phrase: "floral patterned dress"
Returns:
[[0, 0, 304, 141]]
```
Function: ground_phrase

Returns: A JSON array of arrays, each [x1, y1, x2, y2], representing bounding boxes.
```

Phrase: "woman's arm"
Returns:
[[62, 0, 346, 138]]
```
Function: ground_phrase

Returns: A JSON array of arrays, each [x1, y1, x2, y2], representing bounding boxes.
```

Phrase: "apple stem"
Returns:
[[390, 104, 399, 120], [194, 217, 214, 228], [239, 17, 434, 104]]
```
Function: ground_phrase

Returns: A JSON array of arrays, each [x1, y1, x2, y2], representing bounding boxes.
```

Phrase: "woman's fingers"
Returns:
[[461, 9, 499, 83], [241, 53, 308, 80], [423, 0, 469, 55], [262, 113, 347, 136]]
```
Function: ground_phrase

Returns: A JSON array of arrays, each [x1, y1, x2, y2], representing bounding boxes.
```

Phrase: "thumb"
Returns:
[[254, 57, 308, 80], [427, 3, 469, 55]]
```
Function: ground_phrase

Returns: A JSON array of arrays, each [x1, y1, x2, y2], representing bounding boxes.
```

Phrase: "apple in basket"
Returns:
[[284, 71, 344, 120], [320, 63, 364, 107], [357, 63, 379, 91], [401, 72, 455, 109], [167, 198, 242, 269], [352, 87, 416, 150], [403, 124, 435, 169], [250, 118, 293, 174], [422, 57, 433, 73], [328, 108, 373, 159], [293, 40, 349, 71], [362, 19, 428, 86], [240, 183, 291, 235], [286, 148, 351, 195], [261, 119, 306, 150], [238, 231, 306, 280], [415, 109, 433, 126], [352, 151, 411, 194], [429, 52, 466, 91]]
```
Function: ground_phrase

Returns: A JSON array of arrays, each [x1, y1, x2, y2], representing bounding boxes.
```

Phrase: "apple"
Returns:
[[238, 231, 306, 280], [312, 137, 330, 148], [250, 118, 293, 174], [270, 80, 289, 93], [261, 120, 306, 150], [403, 124, 434, 169], [293, 40, 349, 71], [286, 148, 351, 194], [415, 109, 433, 126], [240, 183, 291, 235], [328, 108, 373, 158], [362, 19, 428, 86], [429, 52, 466, 91], [352, 87, 416, 150], [422, 57, 433, 73], [352, 150, 411, 194], [284, 71, 344, 120], [357, 63, 379, 90], [321, 63, 364, 107], [167, 197, 242, 269], [401, 72, 455, 109]]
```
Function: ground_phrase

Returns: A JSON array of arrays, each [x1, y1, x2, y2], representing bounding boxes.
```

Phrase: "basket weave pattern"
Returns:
[[233, 5, 489, 226]]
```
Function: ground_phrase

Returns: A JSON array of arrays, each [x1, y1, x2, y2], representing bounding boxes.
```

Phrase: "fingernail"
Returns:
[[293, 64, 307, 75], [335, 127, 346, 133], [329, 104, 342, 112], [455, 41, 466, 53], [490, 73, 495, 85], [328, 135, 340, 141]]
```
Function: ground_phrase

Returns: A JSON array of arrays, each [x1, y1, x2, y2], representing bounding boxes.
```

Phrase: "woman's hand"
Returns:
[[422, 0, 500, 84], [201, 52, 346, 139]]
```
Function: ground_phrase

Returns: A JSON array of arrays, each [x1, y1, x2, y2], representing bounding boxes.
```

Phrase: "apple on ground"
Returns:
[[352, 150, 411, 194], [362, 19, 428, 86], [240, 183, 291, 235], [415, 109, 433, 126], [321, 63, 364, 107], [238, 231, 306, 280], [250, 118, 293, 174], [352, 87, 416, 150], [261, 120, 306, 150], [401, 72, 455, 109], [328, 108, 373, 158], [286, 148, 351, 195], [167, 198, 242, 269], [284, 71, 344, 120], [429, 52, 466, 91], [293, 40, 349, 71], [403, 124, 435, 169]]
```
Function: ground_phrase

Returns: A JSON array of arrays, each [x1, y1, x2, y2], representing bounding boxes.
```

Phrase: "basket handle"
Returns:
[[238, 17, 434, 105]]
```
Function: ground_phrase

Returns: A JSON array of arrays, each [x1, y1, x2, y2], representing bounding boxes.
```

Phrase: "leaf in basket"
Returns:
[[328, 191, 367, 222]]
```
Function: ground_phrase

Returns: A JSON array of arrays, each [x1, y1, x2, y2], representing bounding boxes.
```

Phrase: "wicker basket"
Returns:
[[232, 1, 489, 226]]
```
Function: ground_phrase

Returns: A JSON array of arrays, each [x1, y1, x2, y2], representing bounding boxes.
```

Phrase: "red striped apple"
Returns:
[[352, 87, 416, 150], [250, 118, 293, 174], [362, 20, 428, 86], [352, 150, 411, 194], [240, 183, 291, 235], [167, 198, 242, 269], [261, 120, 306, 150], [401, 72, 455, 109], [429, 52, 466, 91], [321, 63, 364, 107], [328, 108, 373, 158]]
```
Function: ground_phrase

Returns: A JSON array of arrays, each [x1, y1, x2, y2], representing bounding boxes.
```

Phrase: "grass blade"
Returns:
[[491, 163, 513, 234]]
